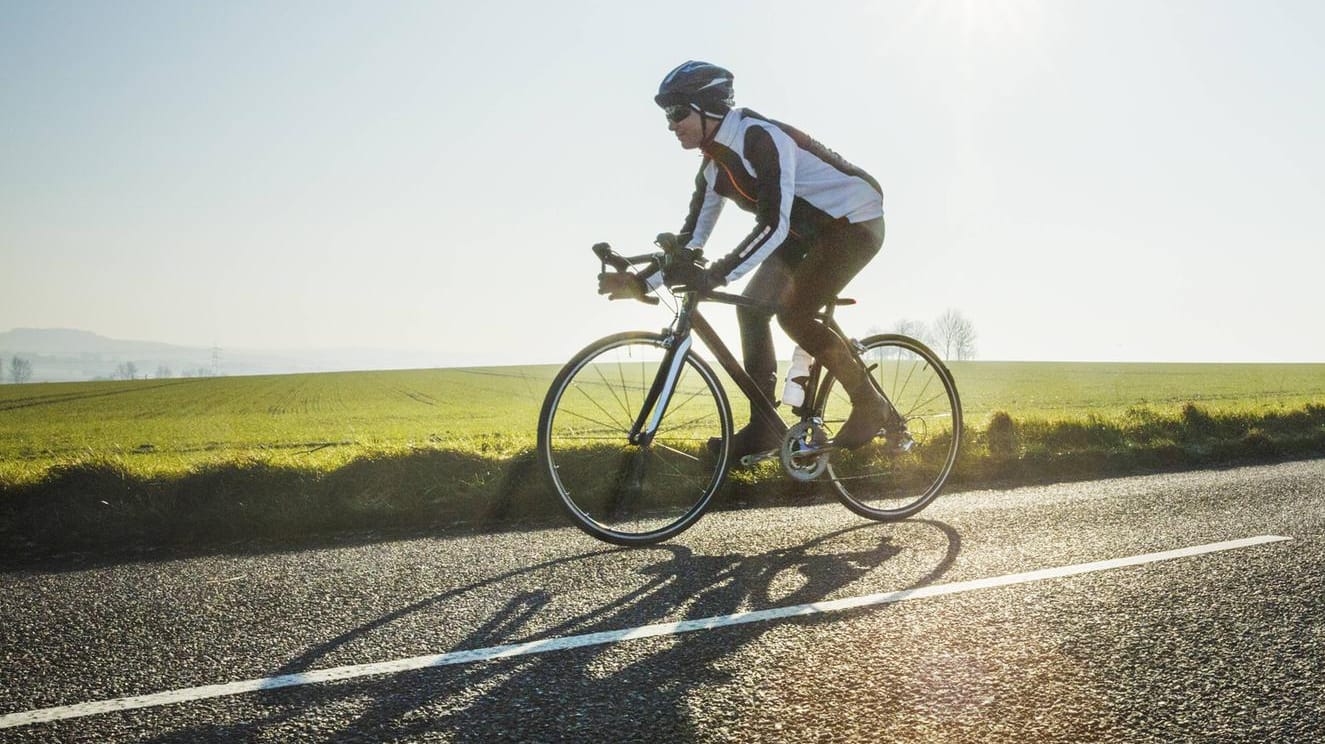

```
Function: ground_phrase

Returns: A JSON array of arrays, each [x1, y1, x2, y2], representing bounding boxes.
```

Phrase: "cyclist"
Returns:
[[599, 60, 901, 458]]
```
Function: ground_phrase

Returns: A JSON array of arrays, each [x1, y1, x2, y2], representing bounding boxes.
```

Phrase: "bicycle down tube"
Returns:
[[691, 293, 868, 433], [687, 307, 788, 439]]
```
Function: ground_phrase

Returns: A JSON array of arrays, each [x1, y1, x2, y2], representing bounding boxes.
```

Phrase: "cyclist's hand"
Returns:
[[597, 270, 647, 301], [654, 232, 692, 252], [655, 232, 703, 265], [663, 261, 721, 292]]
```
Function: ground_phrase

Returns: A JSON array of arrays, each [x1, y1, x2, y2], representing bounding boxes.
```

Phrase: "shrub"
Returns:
[[1124, 405, 1173, 445], [1180, 402, 1217, 438], [986, 411, 1018, 460], [1242, 427, 1279, 457]]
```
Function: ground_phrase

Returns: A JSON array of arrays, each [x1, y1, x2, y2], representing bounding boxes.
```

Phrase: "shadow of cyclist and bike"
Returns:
[[142, 519, 961, 742]]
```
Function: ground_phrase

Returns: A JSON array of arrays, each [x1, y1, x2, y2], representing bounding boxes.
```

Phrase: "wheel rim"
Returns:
[[822, 337, 960, 517], [544, 337, 729, 540]]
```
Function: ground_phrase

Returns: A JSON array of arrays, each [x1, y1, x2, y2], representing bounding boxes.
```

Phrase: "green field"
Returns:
[[3, 360, 1322, 559], [3, 361, 1323, 487], [950, 361, 1325, 420], [0, 367, 554, 485]]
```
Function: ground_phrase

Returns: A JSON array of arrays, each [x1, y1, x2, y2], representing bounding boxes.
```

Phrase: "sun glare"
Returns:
[[957, 0, 1043, 42]]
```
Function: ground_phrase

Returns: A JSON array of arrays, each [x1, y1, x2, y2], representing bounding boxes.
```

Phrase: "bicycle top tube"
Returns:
[[701, 290, 857, 313], [602, 244, 854, 317]]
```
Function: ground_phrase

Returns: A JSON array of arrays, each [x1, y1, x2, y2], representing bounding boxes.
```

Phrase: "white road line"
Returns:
[[0, 534, 1291, 730]]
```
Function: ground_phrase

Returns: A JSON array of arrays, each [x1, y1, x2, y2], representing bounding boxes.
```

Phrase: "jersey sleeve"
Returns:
[[681, 159, 724, 250], [709, 124, 795, 284]]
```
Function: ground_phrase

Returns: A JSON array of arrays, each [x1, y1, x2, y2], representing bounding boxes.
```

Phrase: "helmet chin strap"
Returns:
[[696, 105, 723, 144]]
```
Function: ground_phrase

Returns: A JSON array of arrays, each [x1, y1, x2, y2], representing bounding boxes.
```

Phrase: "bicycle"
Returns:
[[536, 237, 962, 546]]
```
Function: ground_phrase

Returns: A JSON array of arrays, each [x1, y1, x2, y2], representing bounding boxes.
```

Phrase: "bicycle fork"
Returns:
[[626, 334, 692, 446]]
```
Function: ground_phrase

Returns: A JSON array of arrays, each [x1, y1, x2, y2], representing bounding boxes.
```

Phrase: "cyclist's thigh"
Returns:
[[740, 247, 795, 312], [788, 219, 882, 310]]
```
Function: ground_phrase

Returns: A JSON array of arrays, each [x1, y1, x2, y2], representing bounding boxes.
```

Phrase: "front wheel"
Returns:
[[819, 334, 962, 520], [537, 332, 733, 545]]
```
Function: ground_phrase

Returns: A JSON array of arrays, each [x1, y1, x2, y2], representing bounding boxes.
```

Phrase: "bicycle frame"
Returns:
[[626, 288, 864, 447]]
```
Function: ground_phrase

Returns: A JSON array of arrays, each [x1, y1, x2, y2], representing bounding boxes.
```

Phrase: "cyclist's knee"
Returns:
[[736, 303, 772, 327], [775, 307, 814, 339], [737, 309, 774, 345], [777, 311, 838, 361]]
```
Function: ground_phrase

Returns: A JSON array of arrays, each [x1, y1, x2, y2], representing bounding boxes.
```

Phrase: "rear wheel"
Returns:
[[537, 332, 732, 545], [818, 334, 961, 520]]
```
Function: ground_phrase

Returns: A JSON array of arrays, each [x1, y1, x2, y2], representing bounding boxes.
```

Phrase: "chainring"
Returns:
[[780, 419, 831, 482]]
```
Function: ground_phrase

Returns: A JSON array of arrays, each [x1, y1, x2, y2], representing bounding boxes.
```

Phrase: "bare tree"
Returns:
[[9, 356, 33, 384], [115, 361, 139, 381], [891, 318, 932, 347], [934, 309, 977, 361], [156, 364, 173, 379]]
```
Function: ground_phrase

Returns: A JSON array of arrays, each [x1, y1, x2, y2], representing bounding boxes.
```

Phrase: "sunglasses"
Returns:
[[663, 104, 693, 124]]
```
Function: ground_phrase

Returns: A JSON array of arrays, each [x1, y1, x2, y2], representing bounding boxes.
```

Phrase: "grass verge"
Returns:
[[3, 402, 1322, 564]]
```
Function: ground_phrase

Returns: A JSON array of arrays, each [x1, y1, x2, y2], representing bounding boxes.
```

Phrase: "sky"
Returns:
[[2, 0, 1323, 365]]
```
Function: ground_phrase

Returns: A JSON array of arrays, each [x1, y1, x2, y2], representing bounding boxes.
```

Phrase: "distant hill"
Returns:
[[0, 328, 469, 383], [0, 328, 195, 356]]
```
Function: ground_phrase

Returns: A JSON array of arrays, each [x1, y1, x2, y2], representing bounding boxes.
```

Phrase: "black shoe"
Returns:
[[834, 394, 903, 450], [707, 423, 783, 461]]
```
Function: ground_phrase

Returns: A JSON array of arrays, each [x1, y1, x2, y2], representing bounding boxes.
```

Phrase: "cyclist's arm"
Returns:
[[640, 159, 725, 291], [708, 124, 795, 285], [682, 159, 724, 249]]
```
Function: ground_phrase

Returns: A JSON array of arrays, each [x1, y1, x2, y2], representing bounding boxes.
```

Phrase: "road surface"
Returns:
[[2, 459, 1322, 742]]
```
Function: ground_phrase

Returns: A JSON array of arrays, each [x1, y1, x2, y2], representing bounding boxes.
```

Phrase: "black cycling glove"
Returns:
[[663, 261, 721, 293]]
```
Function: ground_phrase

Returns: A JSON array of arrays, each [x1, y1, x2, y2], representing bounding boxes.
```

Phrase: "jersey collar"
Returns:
[[701, 108, 741, 153]]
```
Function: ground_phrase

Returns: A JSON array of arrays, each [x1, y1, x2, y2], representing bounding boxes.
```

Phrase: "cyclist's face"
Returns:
[[668, 110, 705, 150]]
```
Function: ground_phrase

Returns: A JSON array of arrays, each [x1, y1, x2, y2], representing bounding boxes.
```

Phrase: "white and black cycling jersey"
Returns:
[[679, 107, 884, 285]]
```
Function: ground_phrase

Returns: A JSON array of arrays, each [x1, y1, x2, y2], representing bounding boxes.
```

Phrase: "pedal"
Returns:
[[890, 431, 916, 454]]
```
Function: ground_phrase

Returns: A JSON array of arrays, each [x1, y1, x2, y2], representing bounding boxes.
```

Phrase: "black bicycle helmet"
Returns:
[[655, 61, 735, 120]]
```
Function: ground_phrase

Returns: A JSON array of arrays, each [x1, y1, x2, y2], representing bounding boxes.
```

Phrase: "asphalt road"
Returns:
[[1, 459, 1322, 742]]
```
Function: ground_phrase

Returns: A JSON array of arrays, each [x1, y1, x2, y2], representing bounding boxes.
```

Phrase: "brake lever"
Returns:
[[592, 242, 631, 273]]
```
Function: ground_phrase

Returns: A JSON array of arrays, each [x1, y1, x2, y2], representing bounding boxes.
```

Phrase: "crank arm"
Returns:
[[738, 449, 781, 467]]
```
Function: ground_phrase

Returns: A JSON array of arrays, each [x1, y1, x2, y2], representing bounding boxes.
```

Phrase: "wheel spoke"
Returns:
[[646, 446, 700, 480], [653, 440, 700, 463], [618, 359, 632, 424], [662, 383, 711, 420], [593, 364, 634, 422], [825, 336, 960, 522], [904, 388, 950, 420], [560, 394, 630, 435], [538, 335, 728, 545]]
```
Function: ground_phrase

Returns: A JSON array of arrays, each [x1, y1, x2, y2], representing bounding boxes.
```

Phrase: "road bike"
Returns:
[[536, 238, 962, 545]]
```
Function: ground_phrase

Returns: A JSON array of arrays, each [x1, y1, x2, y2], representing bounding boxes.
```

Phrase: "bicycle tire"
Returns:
[[537, 331, 733, 545], [818, 334, 961, 520]]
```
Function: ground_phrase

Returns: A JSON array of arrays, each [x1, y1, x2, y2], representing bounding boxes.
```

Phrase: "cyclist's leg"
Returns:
[[739, 235, 816, 397], [775, 217, 882, 369], [738, 252, 788, 409], [720, 245, 799, 455], [775, 218, 892, 446]]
